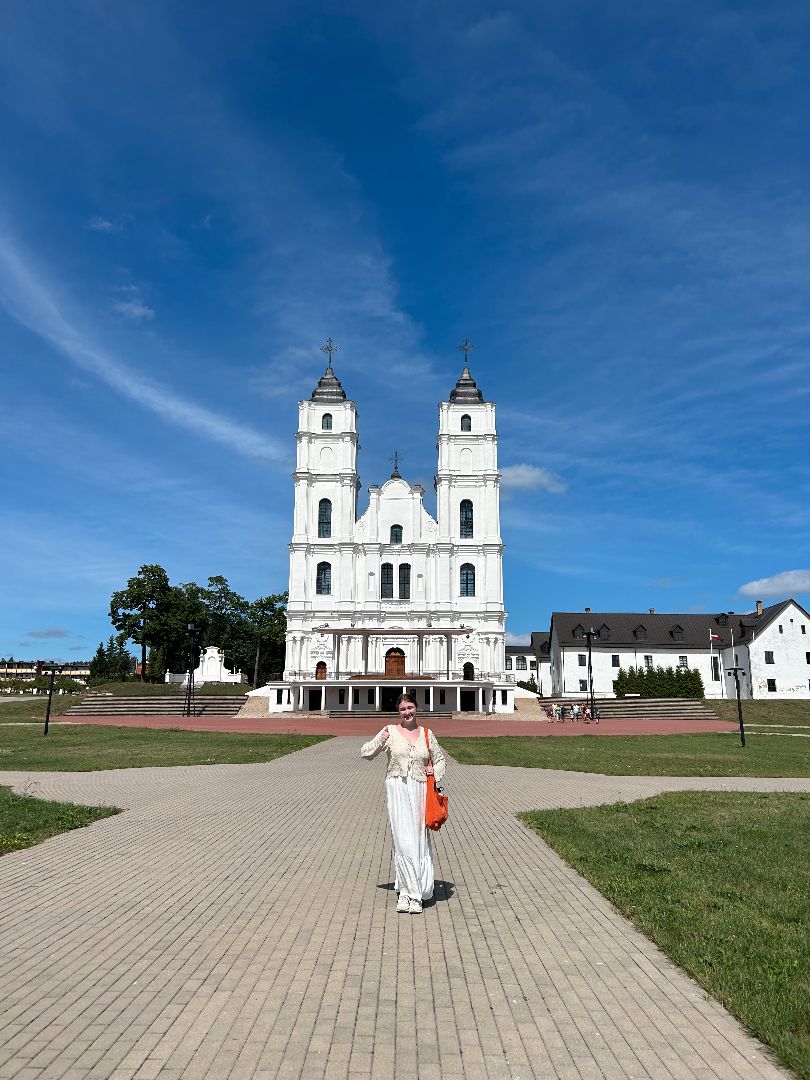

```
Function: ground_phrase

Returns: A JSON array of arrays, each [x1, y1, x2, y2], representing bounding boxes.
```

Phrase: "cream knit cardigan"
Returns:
[[360, 725, 447, 784]]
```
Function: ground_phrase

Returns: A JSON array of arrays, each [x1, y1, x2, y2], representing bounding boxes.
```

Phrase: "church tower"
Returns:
[[286, 345, 361, 677], [435, 351, 506, 671]]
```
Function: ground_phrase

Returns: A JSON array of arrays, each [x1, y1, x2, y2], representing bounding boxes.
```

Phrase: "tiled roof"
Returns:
[[549, 600, 801, 650]]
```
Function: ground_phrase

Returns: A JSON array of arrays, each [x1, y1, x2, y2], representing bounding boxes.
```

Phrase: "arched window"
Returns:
[[461, 414, 471, 432], [316, 562, 331, 595], [390, 524, 403, 544], [463, 662, 474, 680], [381, 562, 394, 599], [322, 413, 332, 431], [505, 656, 513, 670], [318, 498, 332, 538], [459, 499, 473, 539], [399, 563, 411, 599], [516, 655, 527, 670], [460, 563, 475, 597]]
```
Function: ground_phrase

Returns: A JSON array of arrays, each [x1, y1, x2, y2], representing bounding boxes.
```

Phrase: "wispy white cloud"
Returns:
[[739, 570, 810, 598], [652, 577, 685, 587], [0, 232, 289, 466], [112, 298, 154, 320], [25, 627, 73, 639], [501, 463, 566, 494], [87, 217, 124, 233], [505, 633, 531, 646]]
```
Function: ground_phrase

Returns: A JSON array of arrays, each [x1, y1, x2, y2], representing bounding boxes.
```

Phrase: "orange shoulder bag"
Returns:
[[423, 727, 448, 831]]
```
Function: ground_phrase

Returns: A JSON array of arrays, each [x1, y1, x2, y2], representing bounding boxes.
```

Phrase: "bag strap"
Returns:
[[423, 726, 431, 766]]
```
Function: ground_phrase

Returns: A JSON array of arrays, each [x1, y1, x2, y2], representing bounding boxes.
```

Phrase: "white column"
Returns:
[[375, 685, 381, 712], [456, 687, 461, 712], [418, 634, 423, 675], [298, 685, 304, 711], [478, 687, 483, 713], [334, 634, 340, 679], [348, 683, 353, 711], [363, 634, 369, 675], [320, 685, 326, 711], [446, 635, 451, 679], [429, 685, 434, 712]]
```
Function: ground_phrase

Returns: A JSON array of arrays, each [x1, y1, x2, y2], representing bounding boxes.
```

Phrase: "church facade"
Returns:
[[259, 354, 514, 713]]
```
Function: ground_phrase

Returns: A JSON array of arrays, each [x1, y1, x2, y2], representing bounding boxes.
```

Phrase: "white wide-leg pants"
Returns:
[[385, 776, 434, 902]]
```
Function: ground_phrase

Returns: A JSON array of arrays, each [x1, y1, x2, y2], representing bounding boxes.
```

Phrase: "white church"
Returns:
[[259, 348, 515, 714]]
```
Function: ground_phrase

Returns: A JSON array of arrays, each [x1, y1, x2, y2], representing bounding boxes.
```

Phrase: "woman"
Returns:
[[361, 692, 447, 914]]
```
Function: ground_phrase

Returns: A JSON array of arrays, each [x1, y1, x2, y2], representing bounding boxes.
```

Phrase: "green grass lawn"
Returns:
[[0, 724, 329, 771], [711, 698, 810, 728], [0, 785, 120, 856], [78, 682, 184, 699], [442, 732, 810, 776], [522, 792, 810, 1080], [0, 694, 82, 724], [86, 680, 248, 696]]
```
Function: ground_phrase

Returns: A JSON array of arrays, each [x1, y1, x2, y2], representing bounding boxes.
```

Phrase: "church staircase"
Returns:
[[547, 697, 720, 722], [66, 690, 248, 718]]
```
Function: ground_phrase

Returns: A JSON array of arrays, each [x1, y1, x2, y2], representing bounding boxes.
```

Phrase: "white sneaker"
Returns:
[[408, 897, 423, 914], [396, 892, 410, 913]]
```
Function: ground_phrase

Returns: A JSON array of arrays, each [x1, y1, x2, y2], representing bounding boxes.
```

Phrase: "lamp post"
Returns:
[[40, 662, 64, 736], [183, 624, 200, 717], [583, 627, 596, 723], [726, 663, 746, 748]]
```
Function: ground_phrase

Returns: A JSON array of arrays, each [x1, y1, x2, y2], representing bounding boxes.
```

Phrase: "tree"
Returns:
[[88, 637, 134, 684], [89, 642, 108, 681], [109, 565, 173, 681], [249, 593, 288, 686], [107, 568, 288, 686], [147, 646, 167, 683]]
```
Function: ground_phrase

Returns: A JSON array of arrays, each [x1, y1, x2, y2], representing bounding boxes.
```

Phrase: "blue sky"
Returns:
[[2, 0, 809, 659]]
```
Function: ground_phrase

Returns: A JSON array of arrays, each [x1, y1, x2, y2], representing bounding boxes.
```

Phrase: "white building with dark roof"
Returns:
[[256, 351, 515, 714], [548, 600, 810, 700], [505, 632, 551, 696]]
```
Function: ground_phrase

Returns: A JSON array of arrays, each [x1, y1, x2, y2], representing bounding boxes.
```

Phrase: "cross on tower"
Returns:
[[457, 338, 475, 360], [390, 450, 402, 478], [320, 337, 339, 364]]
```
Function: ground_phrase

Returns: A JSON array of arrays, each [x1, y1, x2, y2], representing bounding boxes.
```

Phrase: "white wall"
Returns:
[[553, 643, 724, 698], [748, 604, 810, 698]]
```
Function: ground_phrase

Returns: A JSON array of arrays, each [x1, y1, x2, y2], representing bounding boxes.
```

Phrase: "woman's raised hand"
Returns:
[[381, 728, 390, 741]]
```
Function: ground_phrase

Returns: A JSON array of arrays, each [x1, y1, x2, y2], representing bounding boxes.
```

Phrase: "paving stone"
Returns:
[[0, 739, 804, 1079]]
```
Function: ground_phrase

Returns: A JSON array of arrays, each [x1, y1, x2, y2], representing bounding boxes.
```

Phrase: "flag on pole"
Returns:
[[710, 633, 720, 641]]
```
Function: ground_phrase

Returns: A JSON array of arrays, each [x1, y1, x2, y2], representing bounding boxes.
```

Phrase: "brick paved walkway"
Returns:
[[1, 738, 806, 1080]]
